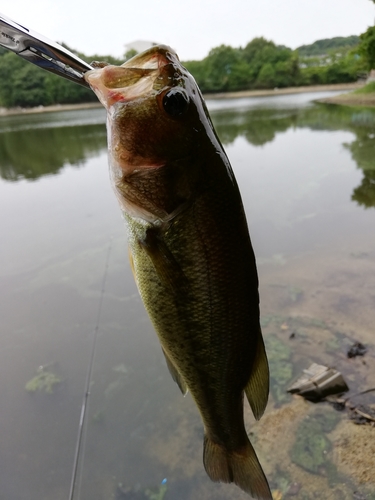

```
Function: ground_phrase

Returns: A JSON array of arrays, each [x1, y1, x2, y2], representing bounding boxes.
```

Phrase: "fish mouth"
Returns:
[[84, 45, 178, 108]]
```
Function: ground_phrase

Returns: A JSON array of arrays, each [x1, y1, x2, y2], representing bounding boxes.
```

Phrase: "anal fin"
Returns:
[[244, 328, 269, 420], [161, 347, 188, 396]]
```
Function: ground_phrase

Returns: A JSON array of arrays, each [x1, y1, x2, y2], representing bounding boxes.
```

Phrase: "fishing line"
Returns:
[[68, 238, 113, 500]]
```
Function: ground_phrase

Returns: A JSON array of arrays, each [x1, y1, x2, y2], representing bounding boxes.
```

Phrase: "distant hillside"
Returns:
[[297, 36, 360, 56]]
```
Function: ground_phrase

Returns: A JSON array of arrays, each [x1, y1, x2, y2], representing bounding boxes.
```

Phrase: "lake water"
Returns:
[[0, 91, 374, 500]]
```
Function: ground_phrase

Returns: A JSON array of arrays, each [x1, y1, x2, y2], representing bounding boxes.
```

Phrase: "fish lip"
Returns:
[[84, 45, 179, 108], [121, 44, 177, 70]]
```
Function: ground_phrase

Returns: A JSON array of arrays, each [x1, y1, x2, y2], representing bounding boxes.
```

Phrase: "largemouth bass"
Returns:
[[85, 46, 271, 499]]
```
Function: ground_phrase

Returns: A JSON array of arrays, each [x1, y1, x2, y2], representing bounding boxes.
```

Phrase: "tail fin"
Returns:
[[203, 435, 272, 500]]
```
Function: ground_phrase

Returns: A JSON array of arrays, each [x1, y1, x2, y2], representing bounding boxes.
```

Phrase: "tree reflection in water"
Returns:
[[0, 101, 374, 208], [210, 102, 375, 209], [0, 120, 107, 181]]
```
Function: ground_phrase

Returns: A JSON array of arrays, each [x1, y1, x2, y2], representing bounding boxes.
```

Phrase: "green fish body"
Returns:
[[85, 46, 271, 499]]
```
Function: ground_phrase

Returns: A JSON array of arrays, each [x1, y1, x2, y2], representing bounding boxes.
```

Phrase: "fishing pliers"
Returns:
[[0, 11, 92, 87]]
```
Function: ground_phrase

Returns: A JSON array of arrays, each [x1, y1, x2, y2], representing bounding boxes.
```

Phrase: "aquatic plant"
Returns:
[[290, 408, 340, 476], [144, 482, 167, 500], [265, 334, 293, 405], [25, 370, 61, 394], [116, 481, 167, 500], [289, 287, 303, 303], [291, 420, 331, 473]]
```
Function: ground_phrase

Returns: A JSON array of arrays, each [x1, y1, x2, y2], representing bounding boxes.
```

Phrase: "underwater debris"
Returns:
[[286, 482, 301, 496], [25, 367, 61, 394], [272, 490, 283, 500], [347, 342, 367, 359], [287, 363, 349, 402], [271, 469, 301, 498], [328, 388, 375, 425], [348, 404, 375, 425]]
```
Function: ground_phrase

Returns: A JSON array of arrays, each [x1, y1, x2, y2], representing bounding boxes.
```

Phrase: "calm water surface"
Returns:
[[0, 92, 374, 500]]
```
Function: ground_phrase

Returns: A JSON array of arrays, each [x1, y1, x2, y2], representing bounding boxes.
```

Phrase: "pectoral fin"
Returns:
[[139, 227, 188, 293], [162, 348, 188, 396], [244, 328, 269, 421]]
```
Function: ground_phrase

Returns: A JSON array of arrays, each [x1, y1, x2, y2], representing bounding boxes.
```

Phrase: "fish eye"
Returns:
[[162, 88, 189, 117]]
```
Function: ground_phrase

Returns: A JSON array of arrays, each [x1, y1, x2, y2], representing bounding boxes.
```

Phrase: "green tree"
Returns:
[[204, 45, 243, 91], [124, 49, 138, 61], [256, 63, 277, 88], [183, 60, 208, 90], [227, 60, 252, 90], [243, 38, 277, 81], [243, 38, 299, 88], [44, 73, 96, 105], [0, 49, 97, 108], [0, 51, 47, 107], [12, 64, 48, 107], [358, 26, 375, 69], [297, 36, 360, 57]]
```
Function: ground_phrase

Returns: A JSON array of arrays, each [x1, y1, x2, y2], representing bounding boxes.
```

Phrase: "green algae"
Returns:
[[325, 336, 342, 353], [261, 314, 288, 328], [116, 481, 167, 500], [25, 369, 61, 394], [265, 334, 293, 405], [291, 419, 331, 473], [272, 468, 293, 496], [290, 407, 340, 477], [144, 483, 167, 500], [288, 286, 304, 303], [261, 314, 328, 331]]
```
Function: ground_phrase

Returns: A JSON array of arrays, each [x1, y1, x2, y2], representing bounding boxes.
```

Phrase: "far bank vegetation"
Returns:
[[0, 29, 374, 108]]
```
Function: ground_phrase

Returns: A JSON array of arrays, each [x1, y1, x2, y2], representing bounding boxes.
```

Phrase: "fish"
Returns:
[[84, 45, 271, 500]]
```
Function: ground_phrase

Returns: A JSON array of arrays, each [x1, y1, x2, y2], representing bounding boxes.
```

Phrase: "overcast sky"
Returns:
[[2, 0, 374, 61]]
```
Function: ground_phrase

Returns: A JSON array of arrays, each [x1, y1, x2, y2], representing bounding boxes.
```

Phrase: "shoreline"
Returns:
[[316, 93, 375, 107], [0, 83, 365, 116], [204, 82, 363, 100], [0, 101, 103, 117]]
